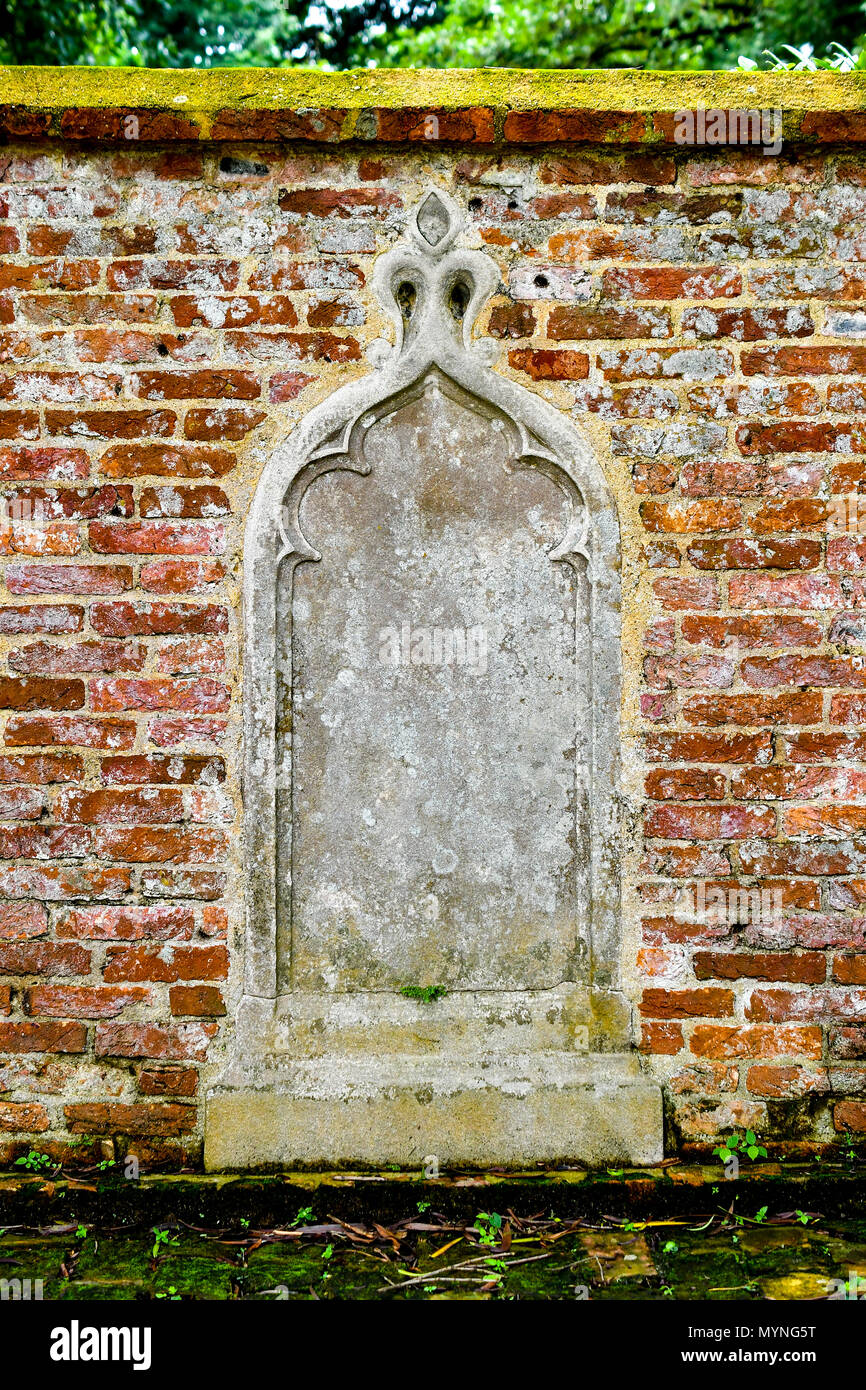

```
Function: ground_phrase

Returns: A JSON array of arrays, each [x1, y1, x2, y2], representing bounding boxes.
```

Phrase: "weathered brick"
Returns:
[[64, 1101, 196, 1136], [103, 944, 227, 983], [169, 985, 226, 1017], [0, 1020, 86, 1053], [691, 1025, 823, 1059], [26, 985, 149, 1018], [57, 906, 194, 941], [95, 1021, 217, 1061], [641, 987, 733, 1018]]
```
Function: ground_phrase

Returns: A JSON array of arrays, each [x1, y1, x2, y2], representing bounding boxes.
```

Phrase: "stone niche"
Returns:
[[205, 190, 663, 1169]]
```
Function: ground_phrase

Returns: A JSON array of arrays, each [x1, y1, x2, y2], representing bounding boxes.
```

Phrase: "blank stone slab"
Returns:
[[289, 374, 586, 993]]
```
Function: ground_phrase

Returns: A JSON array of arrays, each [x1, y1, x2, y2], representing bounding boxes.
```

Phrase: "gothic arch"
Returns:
[[206, 191, 663, 1169]]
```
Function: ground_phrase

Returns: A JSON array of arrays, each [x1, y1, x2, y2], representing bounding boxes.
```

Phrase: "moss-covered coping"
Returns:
[[0, 66, 865, 143]]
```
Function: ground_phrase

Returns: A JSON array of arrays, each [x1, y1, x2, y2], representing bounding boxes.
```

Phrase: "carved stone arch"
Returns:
[[206, 190, 663, 1170]]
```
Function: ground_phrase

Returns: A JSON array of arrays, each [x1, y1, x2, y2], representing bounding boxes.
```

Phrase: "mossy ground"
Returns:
[[2, 1161, 865, 1301]]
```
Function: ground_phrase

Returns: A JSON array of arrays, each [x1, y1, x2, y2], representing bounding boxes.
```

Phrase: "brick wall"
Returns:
[[0, 71, 865, 1165]]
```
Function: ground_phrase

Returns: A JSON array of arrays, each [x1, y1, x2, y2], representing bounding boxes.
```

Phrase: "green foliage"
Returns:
[[290, 1205, 314, 1227], [13, 1149, 53, 1172], [2, 0, 864, 70], [0, 0, 302, 66], [399, 984, 448, 1003], [151, 1225, 180, 1258], [473, 1211, 503, 1246], [712, 1130, 769, 1164]]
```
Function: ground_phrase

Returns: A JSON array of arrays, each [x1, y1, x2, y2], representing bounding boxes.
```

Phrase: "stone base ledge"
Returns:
[[204, 1053, 663, 1170]]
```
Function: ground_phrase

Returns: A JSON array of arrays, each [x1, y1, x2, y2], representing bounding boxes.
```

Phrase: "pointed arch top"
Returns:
[[240, 188, 625, 1032]]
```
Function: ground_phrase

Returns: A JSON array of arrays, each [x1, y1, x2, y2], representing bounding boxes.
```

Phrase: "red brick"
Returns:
[[369, 107, 494, 143], [107, 260, 239, 292], [56, 788, 184, 825], [0, 942, 90, 975], [784, 805, 866, 836], [0, 826, 90, 859], [742, 656, 866, 689], [278, 187, 400, 217], [183, 407, 265, 442], [90, 521, 223, 556], [683, 693, 822, 727], [26, 985, 149, 1018], [6, 564, 132, 595], [58, 107, 200, 141], [91, 601, 228, 637], [100, 754, 224, 785], [645, 768, 727, 799], [103, 944, 227, 983], [835, 1101, 866, 1132], [639, 1020, 683, 1054], [94, 828, 227, 863], [0, 903, 47, 940], [269, 371, 315, 403], [0, 1100, 49, 1131], [641, 500, 741, 533], [140, 560, 225, 594], [4, 715, 136, 750], [742, 345, 866, 375], [691, 1024, 822, 1059], [695, 952, 825, 983], [139, 486, 230, 519], [169, 985, 226, 1016], [646, 732, 772, 763], [687, 539, 820, 570], [138, 1065, 198, 1097], [133, 370, 261, 400], [641, 987, 733, 1018], [156, 638, 224, 676], [147, 718, 227, 747], [0, 865, 131, 900], [91, 677, 229, 713], [737, 422, 861, 455], [171, 295, 299, 330], [9, 640, 145, 675], [0, 604, 83, 634], [0, 1020, 86, 1052], [747, 1065, 828, 1097], [833, 955, 866, 984], [64, 1101, 196, 1136], [652, 577, 719, 611], [643, 654, 733, 689], [549, 306, 671, 339], [57, 906, 194, 941], [681, 616, 822, 648], [95, 1021, 216, 1060], [603, 267, 741, 300], [0, 677, 83, 710], [645, 805, 775, 839], [211, 109, 346, 141], [99, 444, 235, 479], [45, 408, 175, 439], [508, 348, 589, 380], [504, 110, 647, 143]]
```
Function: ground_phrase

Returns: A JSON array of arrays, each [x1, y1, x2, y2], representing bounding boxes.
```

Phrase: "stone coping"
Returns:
[[0, 66, 865, 143]]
